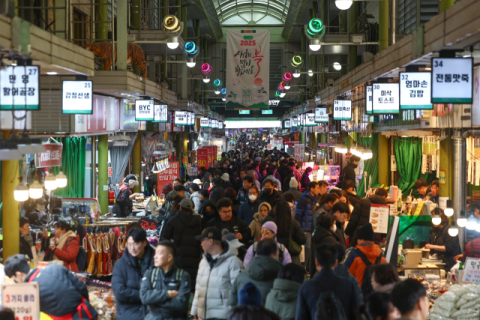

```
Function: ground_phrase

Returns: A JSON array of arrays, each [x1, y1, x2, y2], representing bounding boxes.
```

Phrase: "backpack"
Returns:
[[150, 267, 184, 289], [314, 278, 347, 320], [253, 242, 284, 263], [67, 238, 88, 272], [355, 248, 382, 298]]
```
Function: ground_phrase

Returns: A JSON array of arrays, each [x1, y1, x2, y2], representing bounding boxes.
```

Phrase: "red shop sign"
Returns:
[[157, 161, 180, 194], [36, 143, 63, 168], [197, 148, 208, 169]]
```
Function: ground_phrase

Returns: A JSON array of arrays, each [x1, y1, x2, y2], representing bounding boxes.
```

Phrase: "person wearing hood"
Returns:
[[258, 179, 283, 208], [209, 177, 225, 204], [112, 228, 155, 320], [342, 154, 361, 188], [230, 239, 283, 307], [243, 222, 292, 267], [249, 202, 272, 241], [345, 188, 388, 246], [265, 263, 304, 320], [189, 183, 202, 213], [286, 177, 302, 202], [191, 228, 244, 320], [161, 198, 202, 290], [345, 223, 386, 298], [113, 174, 141, 217], [238, 186, 260, 225], [202, 171, 212, 190], [224, 188, 241, 217], [199, 200, 218, 229], [310, 214, 339, 278], [163, 185, 185, 217], [207, 198, 251, 246]]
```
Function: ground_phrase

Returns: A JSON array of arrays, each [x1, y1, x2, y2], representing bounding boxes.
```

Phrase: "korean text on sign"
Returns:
[[1, 283, 40, 320]]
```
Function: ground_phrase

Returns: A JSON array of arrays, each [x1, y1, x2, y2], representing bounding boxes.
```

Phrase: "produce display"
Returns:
[[428, 284, 480, 320]]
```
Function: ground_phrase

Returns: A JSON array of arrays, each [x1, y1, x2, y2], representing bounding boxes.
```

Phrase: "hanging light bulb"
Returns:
[[333, 62, 342, 71], [56, 167, 68, 188], [475, 222, 480, 233], [444, 199, 454, 217], [449, 220, 459, 236], [186, 58, 196, 68], [167, 36, 179, 49], [222, 97, 226, 101], [44, 169, 57, 191], [293, 70, 301, 78], [466, 215, 478, 230], [285, 85, 291, 90], [432, 211, 441, 226], [29, 176, 43, 199], [203, 77, 210, 83], [335, 144, 348, 154], [457, 210, 467, 228], [335, 0, 353, 10], [350, 145, 357, 155], [279, 92, 286, 98], [308, 70, 314, 77], [362, 148, 373, 160], [14, 176, 29, 202]]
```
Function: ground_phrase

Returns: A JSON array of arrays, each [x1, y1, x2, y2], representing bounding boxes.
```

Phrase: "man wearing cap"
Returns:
[[189, 183, 202, 212], [161, 198, 202, 290], [207, 198, 251, 246], [209, 177, 225, 204], [113, 174, 142, 217], [4, 254, 97, 320], [287, 177, 302, 202], [191, 227, 243, 320], [221, 173, 234, 190]]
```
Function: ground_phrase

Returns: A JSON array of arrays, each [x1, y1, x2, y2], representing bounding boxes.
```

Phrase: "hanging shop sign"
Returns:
[[186, 112, 191, 126], [399, 72, 433, 110], [190, 112, 196, 125], [219, 121, 224, 129], [333, 100, 352, 120], [0, 65, 40, 110], [366, 85, 373, 114], [200, 117, 209, 128], [284, 120, 291, 128], [226, 30, 270, 109], [291, 117, 298, 127], [157, 161, 179, 193], [153, 104, 168, 123], [431, 57, 473, 104], [239, 110, 250, 114], [135, 99, 154, 121], [1, 283, 40, 320], [372, 83, 399, 114], [208, 118, 212, 128], [300, 114, 306, 126], [36, 143, 63, 168], [62, 80, 93, 114], [262, 109, 273, 114], [315, 107, 329, 123], [197, 148, 208, 168], [305, 112, 316, 126], [174, 111, 188, 125]]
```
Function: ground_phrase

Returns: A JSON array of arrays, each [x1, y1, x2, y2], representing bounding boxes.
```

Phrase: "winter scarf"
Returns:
[[54, 230, 76, 260]]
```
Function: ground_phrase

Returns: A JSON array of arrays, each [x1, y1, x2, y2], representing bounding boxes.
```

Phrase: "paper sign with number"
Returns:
[[2, 283, 40, 320], [462, 257, 480, 284], [369, 203, 390, 234], [197, 148, 208, 168], [157, 161, 179, 193]]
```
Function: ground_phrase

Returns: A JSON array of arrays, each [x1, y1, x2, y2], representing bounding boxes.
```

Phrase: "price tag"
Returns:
[[369, 203, 390, 233], [2, 283, 40, 320], [462, 257, 480, 284]]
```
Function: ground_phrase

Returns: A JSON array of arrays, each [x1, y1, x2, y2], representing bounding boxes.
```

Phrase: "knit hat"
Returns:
[[221, 173, 230, 181], [179, 198, 194, 210], [221, 229, 244, 249], [357, 223, 375, 241], [238, 282, 262, 307], [189, 183, 200, 192], [262, 221, 277, 235], [289, 177, 299, 189]]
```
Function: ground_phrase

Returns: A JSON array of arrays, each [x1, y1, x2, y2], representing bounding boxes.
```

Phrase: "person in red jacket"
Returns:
[[344, 223, 386, 297], [45, 221, 80, 271]]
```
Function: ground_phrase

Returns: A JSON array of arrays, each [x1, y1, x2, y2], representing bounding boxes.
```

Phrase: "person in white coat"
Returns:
[[191, 227, 244, 320], [189, 184, 202, 213]]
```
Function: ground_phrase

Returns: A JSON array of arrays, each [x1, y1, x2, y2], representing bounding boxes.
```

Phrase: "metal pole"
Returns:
[[379, 0, 389, 51], [453, 130, 465, 251], [91, 137, 97, 198], [117, 0, 128, 71]]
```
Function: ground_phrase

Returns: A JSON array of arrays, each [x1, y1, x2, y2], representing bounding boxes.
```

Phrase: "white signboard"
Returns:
[[333, 100, 352, 120], [219, 121, 224, 129], [473, 67, 480, 126], [186, 112, 191, 126], [462, 257, 480, 284], [432, 57, 473, 104], [300, 114, 306, 126], [62, 80, 93, 114], [208, 118, 212, 128], [135, 99, 154, 121], [191, 112, 196, 125], [291, 117, 298, 127], [372, 83, 399, 114], [369, 203, 390, 234], [285, 120, 291, 128], [0, 66, 40, 110], [366, 85, 373, 114], [200, 117, 209, 128], [174, 111, 188, 125], [315, 107, 329, 123], [153, 104, 168, 123], [305, 112, 316, 126], [271, 138, 283, 150], [226, 30, 270, 109], [399, 72, 433, 110], [2, 283, 40, 320]]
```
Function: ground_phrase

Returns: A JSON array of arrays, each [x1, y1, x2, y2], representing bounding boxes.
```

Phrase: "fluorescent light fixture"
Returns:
[[167, 36, 179, 49], [293, 70, 301, 78], [309, 39, 321, 52], [335, 0, 353, 10], [333, 62, 342, 71], [46, 72, 58, 75], [186, 58, 196, 68]]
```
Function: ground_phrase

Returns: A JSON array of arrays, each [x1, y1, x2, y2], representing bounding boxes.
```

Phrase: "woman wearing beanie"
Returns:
[[249, 202, 272, 241], [286, 177, 302, 202], [243, 221, 292, 267]]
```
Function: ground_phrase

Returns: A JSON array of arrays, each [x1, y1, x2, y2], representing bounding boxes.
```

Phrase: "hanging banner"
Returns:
[[35, 143, 63, 168], [157, 161, 179, 193], [197, 148, 208, 168], [226, 30, 270, 110]]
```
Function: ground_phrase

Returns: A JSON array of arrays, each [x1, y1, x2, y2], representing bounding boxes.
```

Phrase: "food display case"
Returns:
[[316, 165, 341, 187]]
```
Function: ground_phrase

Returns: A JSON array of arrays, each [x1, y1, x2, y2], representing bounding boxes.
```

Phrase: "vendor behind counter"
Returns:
[[113, 174, 142, 217]]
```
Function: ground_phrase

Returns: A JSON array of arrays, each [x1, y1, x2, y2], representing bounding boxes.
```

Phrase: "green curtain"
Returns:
[[393, 137, 424, 197], [53, 137, 86, 198], [357, 133, 379, 197]]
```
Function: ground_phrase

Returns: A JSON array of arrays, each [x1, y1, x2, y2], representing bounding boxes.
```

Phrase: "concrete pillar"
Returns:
[[54, 0, 66, 39], [98, 135, 108, 216], [2, 131, 19, 259], [379, 0, 389, 51], [349, 3, 358, 72], [96, 0, 108, 39], [131, 0, 141, 75], [117, 0, 128, 71], [133, 134, 141, 193], [378, 134, 389, 186]]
